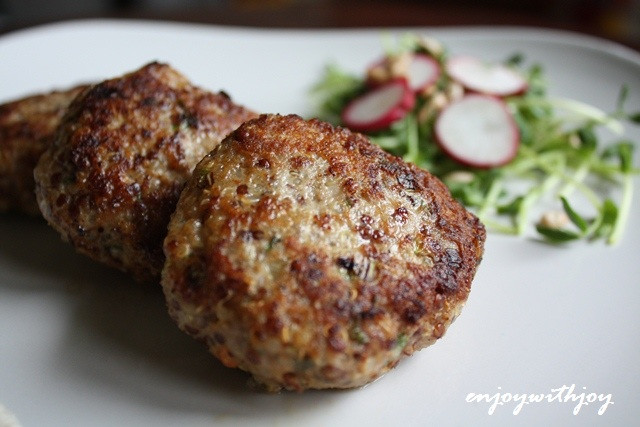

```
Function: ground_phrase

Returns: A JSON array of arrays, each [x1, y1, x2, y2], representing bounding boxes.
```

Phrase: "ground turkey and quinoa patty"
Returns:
[[34, 62, 257, 283], [0, 85, 88, 215], [162, 114, 486, 391]]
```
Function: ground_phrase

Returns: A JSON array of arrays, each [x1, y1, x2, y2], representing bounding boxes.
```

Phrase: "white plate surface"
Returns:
[[1, 19, 639, 427]]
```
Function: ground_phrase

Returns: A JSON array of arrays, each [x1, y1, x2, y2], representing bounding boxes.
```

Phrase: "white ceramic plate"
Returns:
[[1, 20, 639, 427]]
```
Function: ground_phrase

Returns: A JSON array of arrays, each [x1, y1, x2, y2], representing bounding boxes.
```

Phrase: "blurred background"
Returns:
[[0, 0, 638, 50]]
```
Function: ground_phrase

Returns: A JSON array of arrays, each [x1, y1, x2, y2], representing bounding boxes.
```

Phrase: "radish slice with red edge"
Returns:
[[367, 53, 441, 93], [407, 53, 441, 92], [435, 94, 519, 168], [341, 78, 415, 132], [446, 55, 528, 97]]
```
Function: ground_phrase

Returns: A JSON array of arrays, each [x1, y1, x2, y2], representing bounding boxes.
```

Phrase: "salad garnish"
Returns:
[[311, 34, 639, 245]]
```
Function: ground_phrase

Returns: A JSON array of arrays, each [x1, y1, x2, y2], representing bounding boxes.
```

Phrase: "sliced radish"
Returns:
[[434, 94, 519, 168], [367, 53, 441, 93], [341, 78, 415, 132], [446, 55, 528, 97], [407, 54, 441, 92]]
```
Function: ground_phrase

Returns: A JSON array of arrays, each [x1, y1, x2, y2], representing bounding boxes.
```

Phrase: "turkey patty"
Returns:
[[34, 62, 257, 283], [0, 85, 88, 215], [162, 114, 486, 391]]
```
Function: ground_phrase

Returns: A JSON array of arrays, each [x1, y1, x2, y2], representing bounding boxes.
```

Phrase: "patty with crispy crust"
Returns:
[[162, 114, 485, 391], [34, 62, 257, 283], [0, 85, 88, 215]]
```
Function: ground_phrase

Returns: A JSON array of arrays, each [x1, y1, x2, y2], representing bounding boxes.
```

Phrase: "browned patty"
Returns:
[[162, 114, 485, 391], [0, 85, 88, 215], [34, 62, 257, 283]]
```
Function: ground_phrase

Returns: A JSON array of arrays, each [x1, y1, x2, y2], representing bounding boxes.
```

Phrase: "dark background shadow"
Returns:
[[0, 0, 638, 51]]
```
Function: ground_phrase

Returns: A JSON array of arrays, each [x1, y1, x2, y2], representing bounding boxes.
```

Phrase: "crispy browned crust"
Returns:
[[34, 62, 257, 283], [162, 114, 485, 391], [0, 85, 88, 215]]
